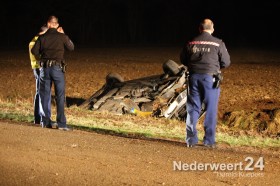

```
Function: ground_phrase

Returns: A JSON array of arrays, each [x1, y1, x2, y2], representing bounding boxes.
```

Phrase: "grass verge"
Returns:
[[0, 102, 279, 148]]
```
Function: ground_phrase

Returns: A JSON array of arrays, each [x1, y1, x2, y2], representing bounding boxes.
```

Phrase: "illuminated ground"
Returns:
[[0, 47, 279, 185], [0, 120, 279, 185], [1, 47, 280, 135]]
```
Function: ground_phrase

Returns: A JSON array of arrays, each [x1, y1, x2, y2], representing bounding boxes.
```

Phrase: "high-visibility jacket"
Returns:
[[29, 35, 40, 69]]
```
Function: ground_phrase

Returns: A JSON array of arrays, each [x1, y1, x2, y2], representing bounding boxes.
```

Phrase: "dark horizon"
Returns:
[[1, 0, 279, 49]]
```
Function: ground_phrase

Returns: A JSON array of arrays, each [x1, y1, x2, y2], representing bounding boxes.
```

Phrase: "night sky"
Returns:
[[1, 0, 279, 49]]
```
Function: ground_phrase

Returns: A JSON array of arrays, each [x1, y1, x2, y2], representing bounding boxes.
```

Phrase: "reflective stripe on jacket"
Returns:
[[29, 35, 40, 69]]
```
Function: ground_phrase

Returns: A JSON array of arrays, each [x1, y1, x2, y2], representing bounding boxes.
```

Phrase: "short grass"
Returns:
[[0, 100, 279, 148]]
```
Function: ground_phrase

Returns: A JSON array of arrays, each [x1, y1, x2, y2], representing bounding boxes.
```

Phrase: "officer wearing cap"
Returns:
[[180, 18, 231, 148], [31, 15, 74, 131], [28, 25, 48, 124]]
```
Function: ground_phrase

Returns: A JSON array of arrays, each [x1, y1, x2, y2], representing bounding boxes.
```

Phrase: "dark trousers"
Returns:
[[39, 65, 66, 128], [186, 73, 220, 145]]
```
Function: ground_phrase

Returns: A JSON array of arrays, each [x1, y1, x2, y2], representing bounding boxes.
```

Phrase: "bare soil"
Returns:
[[0, 120, 279, 186], [0, 47, 280, 185]]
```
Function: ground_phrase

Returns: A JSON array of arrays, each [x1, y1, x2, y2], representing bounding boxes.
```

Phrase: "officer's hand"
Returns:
[[57, 27, 64, 34]]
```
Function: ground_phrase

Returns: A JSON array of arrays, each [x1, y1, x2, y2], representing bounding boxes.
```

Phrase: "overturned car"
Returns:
[[79, 60, 204, 121]]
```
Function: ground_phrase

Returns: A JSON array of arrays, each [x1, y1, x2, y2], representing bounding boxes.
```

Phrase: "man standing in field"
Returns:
[[28, 25, 48, 125], [31, 15, 74, 131], [180, 18, 231, 148]]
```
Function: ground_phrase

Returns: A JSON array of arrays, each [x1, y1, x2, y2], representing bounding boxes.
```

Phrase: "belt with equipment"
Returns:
[[189, 71, 223, 88], [40, 60, 64, 67], [40, 60, 67, 73]]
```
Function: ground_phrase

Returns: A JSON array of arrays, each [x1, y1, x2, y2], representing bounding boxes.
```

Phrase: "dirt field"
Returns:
[[0, 47, 280, 185], [1, 47, 280, 135]]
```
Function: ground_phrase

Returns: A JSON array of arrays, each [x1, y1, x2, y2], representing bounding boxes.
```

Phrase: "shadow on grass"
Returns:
[[66, 97, 86, 107], [50, 96, 86, 107], [70, 124, 188, 147], [68, 124, 280, 155], [2, 119, 279, 155]]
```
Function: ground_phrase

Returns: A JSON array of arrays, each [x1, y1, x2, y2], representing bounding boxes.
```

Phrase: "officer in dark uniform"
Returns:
[[31, 15, 74, 131], [180, 19, 231, 148]]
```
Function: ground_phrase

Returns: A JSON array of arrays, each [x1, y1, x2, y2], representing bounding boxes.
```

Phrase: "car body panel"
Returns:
[[80, 60, 205, 121]]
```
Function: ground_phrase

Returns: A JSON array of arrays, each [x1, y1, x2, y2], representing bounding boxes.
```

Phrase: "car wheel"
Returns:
[[162, 59, 180, 76], [106, 72, 124, 85]]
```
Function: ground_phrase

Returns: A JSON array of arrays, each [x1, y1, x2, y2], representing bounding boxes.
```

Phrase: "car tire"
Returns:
[[162, 59, 180, 76], [106, 72, 124, 85]]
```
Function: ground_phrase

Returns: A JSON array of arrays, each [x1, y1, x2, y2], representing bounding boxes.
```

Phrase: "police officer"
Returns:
[[28, 25, 48, 124], [180, 18, 231, 148], [31, 15, 74, 131]]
